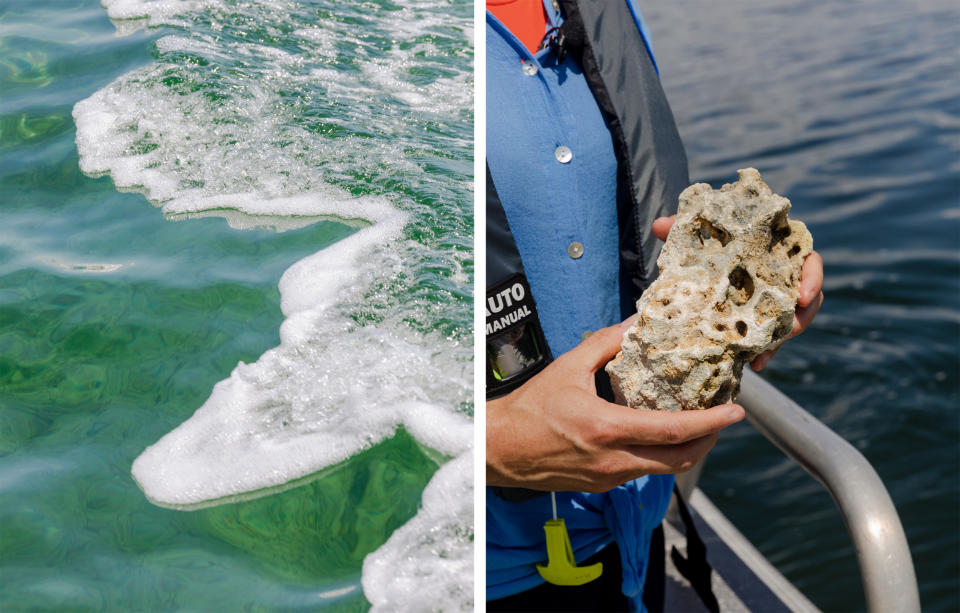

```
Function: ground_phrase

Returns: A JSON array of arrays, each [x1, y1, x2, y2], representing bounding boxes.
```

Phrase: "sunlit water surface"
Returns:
[[1, 0, 472, 610]]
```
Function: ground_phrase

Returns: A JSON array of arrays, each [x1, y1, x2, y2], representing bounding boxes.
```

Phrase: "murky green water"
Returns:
[[1, 0, 472, 610]]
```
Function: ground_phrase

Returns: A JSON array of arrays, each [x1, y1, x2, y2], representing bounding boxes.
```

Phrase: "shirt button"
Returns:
[[568, 241, 584, 259], [521, 61, 538, 76], [554, 145, 573, 163]]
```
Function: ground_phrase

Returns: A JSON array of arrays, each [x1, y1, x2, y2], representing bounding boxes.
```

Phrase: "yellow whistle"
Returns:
[[536, 518, 603, 586]]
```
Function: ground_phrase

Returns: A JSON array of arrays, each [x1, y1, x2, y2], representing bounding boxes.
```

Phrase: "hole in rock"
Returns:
[[773, 321, 792, 341], [735, 321, 747, 336], [788, 244, 801, 257], [694, 216, 731, 247], [753, 293, 778, 323], [769, 212, 791, 250], [710, 381, 733, 406], [728, 266, 755, 306], [715, 323, 726, 332]]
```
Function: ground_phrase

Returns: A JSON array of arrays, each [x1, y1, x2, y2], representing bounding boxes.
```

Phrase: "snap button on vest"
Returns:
[[567, 241, 584, 259], [522, 61, 538, 76], [554, 145, 573, 163]]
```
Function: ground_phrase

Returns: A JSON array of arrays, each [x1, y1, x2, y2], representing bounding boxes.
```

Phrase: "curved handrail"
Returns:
[[737, 370, 921, 613]]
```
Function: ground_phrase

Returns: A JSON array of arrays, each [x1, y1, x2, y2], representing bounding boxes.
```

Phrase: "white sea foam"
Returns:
[[317, 585, 357, 600], [362, 454, 474, 612], [101, 0, 213, 26], [132, 214, 471, 506], [39, 257, 125, 274], [76, 0, 473, 610]]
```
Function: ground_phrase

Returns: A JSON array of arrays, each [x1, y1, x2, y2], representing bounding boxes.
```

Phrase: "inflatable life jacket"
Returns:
[[486, 0, 690, 402]]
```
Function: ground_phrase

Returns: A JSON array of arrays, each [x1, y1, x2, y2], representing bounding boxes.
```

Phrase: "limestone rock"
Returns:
[[606, 168, 812, 411]]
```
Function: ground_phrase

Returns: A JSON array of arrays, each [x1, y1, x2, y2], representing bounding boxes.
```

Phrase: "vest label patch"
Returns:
[[485, 278, 535, 333], [486, 274, 550, 396]]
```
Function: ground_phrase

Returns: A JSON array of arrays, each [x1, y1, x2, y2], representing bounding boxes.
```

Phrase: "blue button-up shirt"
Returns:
[[486, 2, 621, 357], [486, 2, 674, 608]]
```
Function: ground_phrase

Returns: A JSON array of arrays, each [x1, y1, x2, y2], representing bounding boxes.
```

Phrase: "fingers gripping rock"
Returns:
[[607, 169, 813, 411]]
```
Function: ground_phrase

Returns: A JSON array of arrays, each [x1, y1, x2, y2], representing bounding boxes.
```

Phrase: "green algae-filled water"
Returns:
[[0, 0, 472, 610]]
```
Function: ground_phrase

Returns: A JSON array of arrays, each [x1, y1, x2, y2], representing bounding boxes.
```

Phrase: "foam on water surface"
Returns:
[[75, 0, 473, 609], [363, 454, 474, 612]]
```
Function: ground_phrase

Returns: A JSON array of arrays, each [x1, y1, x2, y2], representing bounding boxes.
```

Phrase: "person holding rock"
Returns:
[[484, 1, 824, 610]]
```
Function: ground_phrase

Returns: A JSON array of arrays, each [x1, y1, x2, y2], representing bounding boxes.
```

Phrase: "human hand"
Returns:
[[652, 215, 824, 371], [486, 317, 745, 493]]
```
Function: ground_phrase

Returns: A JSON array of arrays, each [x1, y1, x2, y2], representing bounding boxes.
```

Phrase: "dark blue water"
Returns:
[[643, 1, 959, 610]]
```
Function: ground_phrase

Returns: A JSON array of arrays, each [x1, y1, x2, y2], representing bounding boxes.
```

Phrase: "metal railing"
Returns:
[[728, 370, 921, 613]]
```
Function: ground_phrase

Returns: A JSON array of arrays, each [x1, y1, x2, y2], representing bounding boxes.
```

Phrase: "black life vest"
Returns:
[[486, 0, 690, 401]]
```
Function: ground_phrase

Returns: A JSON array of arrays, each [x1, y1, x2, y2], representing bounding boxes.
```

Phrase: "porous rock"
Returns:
[[606, 168, 812, 411]]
